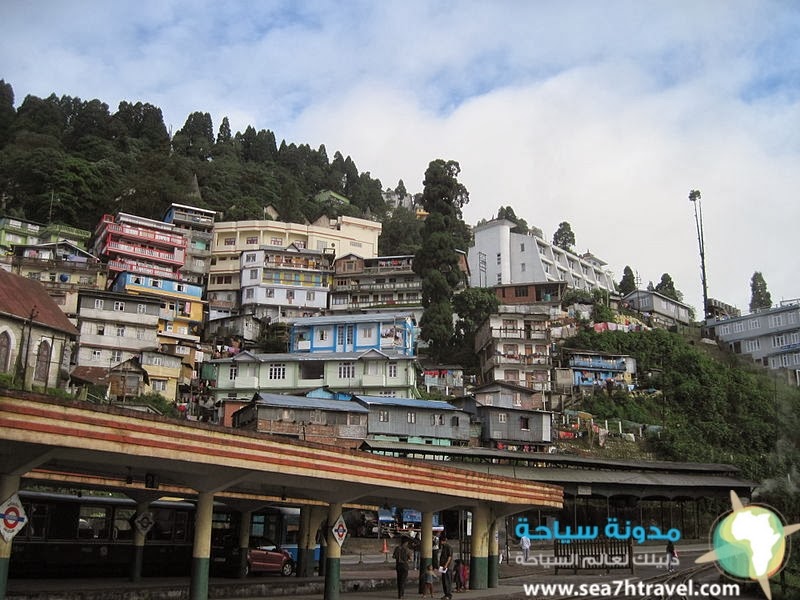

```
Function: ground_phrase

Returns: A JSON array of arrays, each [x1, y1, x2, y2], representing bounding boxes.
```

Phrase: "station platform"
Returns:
[[6, 545, 721, 600]]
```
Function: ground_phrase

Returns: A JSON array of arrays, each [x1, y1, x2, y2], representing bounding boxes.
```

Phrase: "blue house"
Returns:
[[289, 313, 416, 356]]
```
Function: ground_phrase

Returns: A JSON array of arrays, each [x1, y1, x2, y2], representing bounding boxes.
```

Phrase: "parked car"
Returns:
[[246, 537, 295, 576]]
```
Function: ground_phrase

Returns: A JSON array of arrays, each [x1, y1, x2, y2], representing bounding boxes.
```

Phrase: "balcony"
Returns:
[[108, 260, 177, 279], [105, 240, 185, 265], [103, 220, 187, 248]]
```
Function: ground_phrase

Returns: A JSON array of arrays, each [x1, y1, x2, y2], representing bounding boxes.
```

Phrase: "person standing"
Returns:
[[520, 532, 531, 562], [393, 536, 412, 598], [438, 533, 453, 600], [665, 540, 677, 573]]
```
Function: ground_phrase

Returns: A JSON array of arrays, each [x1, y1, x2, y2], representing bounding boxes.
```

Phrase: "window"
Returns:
[[266, 288, 275, 298], [745, 339, 761, 352], [521, 263, 526, 272], [773, 335, 786, 348], [249, 269, 258, 280], [268, 363, 286, 380], [515, 286, 528, 297], [151, 279, 161, 288], [379, 410, 389, 422], [498, 413, 507, 423], [34, 340, 50, 382], [271, 237, 283, 246], [496, 253, 501, 265], [92, 349, 102, 361], [388, 363, 398, 378], [245, 288, 254, 299], [116, 325, 126, 337], [520, 417, 530, 431], [137, 303, 147, 314], [520, 243, 525, 251], [176, 345, 190, 355], [346, 325, 354, 344], [338, 362, 355, 379], [97, 324, 105, 336], [0, 331, 10, 372], [246, 236, 258, 245], [306, 291, 315, 301], [749, 319, 761, 330], [229, 365, 238, 380], [496, 273, 502, 284], [176, 284, 185, 293], [94, 298, 104, 309], [224, 237, 235, 246], [151, 355, 163, 366], [286, 290, 295, 300], [733, 322, 745, 333], [111, 350, 122, 362], [513, 395, 522, 407], [407, 412, 416, 424], [770, 315, 785, 328], [152, 379, 167, 392], [451, 416, 460, 426], [245, 253, 257, 263], [430, 414, 444, 426]]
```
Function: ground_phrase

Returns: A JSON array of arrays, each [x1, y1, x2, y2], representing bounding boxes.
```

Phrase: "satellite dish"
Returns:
[[59, 273, 69, 282]]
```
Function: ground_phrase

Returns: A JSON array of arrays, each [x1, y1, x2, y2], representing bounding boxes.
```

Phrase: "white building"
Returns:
[[468, 219, 615, 293]]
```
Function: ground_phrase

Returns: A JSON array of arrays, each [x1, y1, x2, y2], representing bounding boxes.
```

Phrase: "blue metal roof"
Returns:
[[253, 393, 369, 413]]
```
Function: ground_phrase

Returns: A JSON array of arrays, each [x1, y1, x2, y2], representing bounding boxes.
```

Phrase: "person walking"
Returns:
[[438, 533, 453, 600], [520, 532, 531, 562], [393, 536, 412, 598], [666, 540, 678, 573]]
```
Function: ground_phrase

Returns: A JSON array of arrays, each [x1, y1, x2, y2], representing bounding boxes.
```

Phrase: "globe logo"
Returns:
[[696, 490, 800, 600]]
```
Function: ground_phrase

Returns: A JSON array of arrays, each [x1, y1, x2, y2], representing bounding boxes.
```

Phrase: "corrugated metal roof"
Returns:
[[353, 395, 459, 410], [290, 313, 415, 326], [253, 392, 369, 412], [0, 269, 79, 336]]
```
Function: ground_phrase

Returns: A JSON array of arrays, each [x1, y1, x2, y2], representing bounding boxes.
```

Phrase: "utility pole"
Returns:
[[689, 190, 709, 322]]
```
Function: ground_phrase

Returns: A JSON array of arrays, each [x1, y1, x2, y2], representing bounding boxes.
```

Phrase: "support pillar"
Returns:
[[298, 505, 326, 577], [418, 511, 434, 593], [190, 492, 214, 600], [237, 510, 252, 578], [469, 503, 490, 591], [488, 517, 499, 588], [0, 475, 21, 600], [129, 500, 149, 582], [323, 503, 342, 600]]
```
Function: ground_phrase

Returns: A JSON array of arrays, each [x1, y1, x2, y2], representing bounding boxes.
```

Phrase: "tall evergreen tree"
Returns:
[[497, 206, 529, 234], [749, 272, 772, 312], [619, 266, 637, 296], [552, 221, 575, 252], [654, 273, 683, 302], [413, 159, 469, 361]]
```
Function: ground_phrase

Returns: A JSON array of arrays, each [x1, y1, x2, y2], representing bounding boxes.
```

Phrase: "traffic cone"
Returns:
[[382, 538, 389, 562]]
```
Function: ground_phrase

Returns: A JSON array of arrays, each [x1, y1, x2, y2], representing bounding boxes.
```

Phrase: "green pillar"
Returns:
[[0, 476, 21, 600], [488, 517, 499, 588], [469, 504, 490, 590], [298, 505, 326, 577], [323, 502, 342, 600], [129, 500, 149, 582], [418, 511, 433, 593], [237, 510, 252, 578], [190, 492, 214, 600]]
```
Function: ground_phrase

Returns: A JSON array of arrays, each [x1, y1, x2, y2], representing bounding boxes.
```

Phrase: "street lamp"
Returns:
[[689, 190, 709, 322]]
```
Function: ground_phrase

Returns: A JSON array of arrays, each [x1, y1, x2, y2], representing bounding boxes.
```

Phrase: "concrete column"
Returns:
[[298, 505, 326, 577], [0, 475, 21, 600], [323, 502, 343, 600], [469, 504, 490, 590], [418, 511, 434, 593], [237, 510, 252, 578], [488, 517, 499, 588], [129, 500, 149, 582], [190, 491, 214, 600]]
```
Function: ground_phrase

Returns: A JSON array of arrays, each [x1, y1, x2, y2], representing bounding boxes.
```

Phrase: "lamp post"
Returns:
[[689, 190, 708, 322]]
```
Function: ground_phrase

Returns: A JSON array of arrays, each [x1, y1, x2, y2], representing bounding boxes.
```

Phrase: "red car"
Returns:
[[245, 537, 295, 576]]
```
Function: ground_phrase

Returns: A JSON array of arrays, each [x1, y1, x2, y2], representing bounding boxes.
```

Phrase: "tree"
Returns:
[[379, 206, 423, 255], [395, 179, 407, 198], [654, 273, 683, 302], [749, 272, 772, 312], [451, 288, 499, 372], [413, 159, 470, 361], [619, 266, 637, 296], [497, 206, 529, 234], [552, 221, 575, 252]]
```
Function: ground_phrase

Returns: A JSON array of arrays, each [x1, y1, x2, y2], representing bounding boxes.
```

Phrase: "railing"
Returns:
[[107, 260, 177, 279], [106, 240, 185, 264], [104, 221, 187, 248]]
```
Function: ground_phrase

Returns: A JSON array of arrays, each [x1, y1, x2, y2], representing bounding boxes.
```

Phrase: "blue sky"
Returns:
[[2, 0, 799, 313]]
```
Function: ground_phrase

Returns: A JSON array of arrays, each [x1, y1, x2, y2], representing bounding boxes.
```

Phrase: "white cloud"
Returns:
[[1, 0, 798, 312]]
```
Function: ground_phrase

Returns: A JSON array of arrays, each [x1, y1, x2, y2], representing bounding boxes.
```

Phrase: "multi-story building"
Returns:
[[561, 349, 636, 394], [1, 241, 104, 320], [37, 222, 92, 249], [622, 289, 692, 328], [141, 349, 186, 401], [162, 203, 216, 287], [475, 404, 553, 450], [207, 214, 381, 322], [110, 273, 205, 368], [711, 300, 800, 375], [0, 216, 45, 250], [288, 313, 416, 355], [468, 219, 615, 293], [474, 302, 560, 402], [92, 212, 187, 287], [329, 254, 420, 313], [74, 289, 161, 369], [240, 243, 334, 322]]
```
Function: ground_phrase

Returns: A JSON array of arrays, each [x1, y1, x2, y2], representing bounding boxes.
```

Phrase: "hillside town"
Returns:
[[1, 196, 797, 454]]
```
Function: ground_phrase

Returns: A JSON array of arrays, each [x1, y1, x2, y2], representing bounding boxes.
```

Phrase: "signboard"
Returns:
[[134, 511, 155, 535], [577, 485, 592, 496], [0, 493, 28, 541], [402, 509, 422, 523], [331, 515, 348, 547]]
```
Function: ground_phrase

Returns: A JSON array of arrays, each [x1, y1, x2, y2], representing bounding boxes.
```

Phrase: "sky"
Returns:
[[1, 0, 799, 315]]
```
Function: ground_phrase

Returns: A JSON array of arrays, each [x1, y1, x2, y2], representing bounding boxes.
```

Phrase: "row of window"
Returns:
[[377, 410, 461, 427], [228, 362, 399, 380], [244, 288, 316, 301], [718, 311, 799, 336]]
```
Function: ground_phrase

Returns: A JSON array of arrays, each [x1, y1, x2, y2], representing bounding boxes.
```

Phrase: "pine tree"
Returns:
[[749, 272, 772, 312]]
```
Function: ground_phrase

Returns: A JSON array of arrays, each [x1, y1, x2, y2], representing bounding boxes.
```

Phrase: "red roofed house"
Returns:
[[0, 269, 79, 391]]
